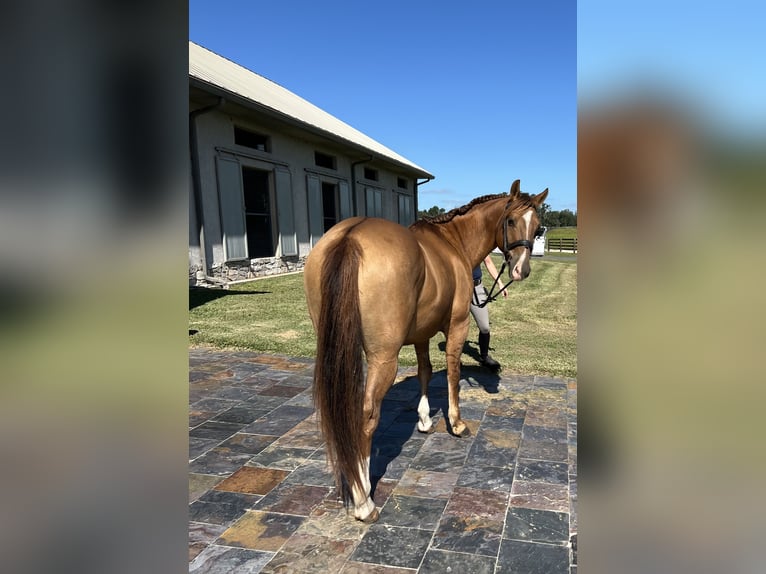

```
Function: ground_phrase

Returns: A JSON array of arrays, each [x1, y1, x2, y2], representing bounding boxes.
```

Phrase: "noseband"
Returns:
[[503, 217, 534, 253]]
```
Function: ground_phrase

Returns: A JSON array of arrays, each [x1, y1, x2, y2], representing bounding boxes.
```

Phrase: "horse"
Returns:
[[303, 179, 548, 522]]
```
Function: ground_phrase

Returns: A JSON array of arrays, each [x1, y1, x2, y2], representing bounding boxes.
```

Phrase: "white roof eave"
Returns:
[[189, 42, 434, 180]]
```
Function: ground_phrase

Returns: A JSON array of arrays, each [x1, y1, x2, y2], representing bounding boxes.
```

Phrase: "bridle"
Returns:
[[474, 211, 536, 308]]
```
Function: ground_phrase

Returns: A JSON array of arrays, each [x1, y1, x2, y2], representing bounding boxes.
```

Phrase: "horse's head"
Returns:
[[496, 180, 549, 281]]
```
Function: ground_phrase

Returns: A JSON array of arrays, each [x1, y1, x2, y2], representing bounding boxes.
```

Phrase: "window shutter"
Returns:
[[274, 167, 297, 256], [399, 194, 412, 224], [216, 156, 247, 260], [306, 174, 323, 246], [338, 179, 352, 220], [365, 187, 375, 217]]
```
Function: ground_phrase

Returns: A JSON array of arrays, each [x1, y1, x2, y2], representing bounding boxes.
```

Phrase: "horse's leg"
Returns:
[[414, 341, 435, 433], [444, 321, 471, 437], [352, 354, 399, 522]]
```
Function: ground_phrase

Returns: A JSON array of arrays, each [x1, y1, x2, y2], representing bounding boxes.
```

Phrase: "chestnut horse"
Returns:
[[304, 179, 548, 522]]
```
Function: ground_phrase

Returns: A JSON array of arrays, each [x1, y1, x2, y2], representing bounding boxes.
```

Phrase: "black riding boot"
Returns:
[[478, 332, 501, 371]]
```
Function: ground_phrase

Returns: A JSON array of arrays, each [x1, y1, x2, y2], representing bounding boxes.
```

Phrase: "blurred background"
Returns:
[[0, 1, 188, 573], [578, 2, 765, 573], [0, 1, 763, 573]]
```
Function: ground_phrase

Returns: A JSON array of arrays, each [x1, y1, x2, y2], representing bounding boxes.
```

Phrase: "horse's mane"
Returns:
[[412, 191, 536, 228]]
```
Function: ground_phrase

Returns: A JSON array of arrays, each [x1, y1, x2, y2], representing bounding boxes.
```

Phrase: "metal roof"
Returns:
[[189, 41, 433, 179]]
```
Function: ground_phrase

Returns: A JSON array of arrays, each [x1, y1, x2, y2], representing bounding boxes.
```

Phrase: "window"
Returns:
[[364, 167, 379, 181], [321, 182, 338, 231], [397, 177, 408, 190], [234, 127, 270, 152], [242, 167, 274, 257], [314, 151, 336, 170]]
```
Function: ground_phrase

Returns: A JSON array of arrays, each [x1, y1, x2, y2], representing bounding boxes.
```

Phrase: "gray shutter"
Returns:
[[338, 179, 352, 220], [375, 190, 382, 218], [216, 156, 247, 260], [365, 187, 374, 217], [306, 174, 323, 246], [274, 167, 297, 256]]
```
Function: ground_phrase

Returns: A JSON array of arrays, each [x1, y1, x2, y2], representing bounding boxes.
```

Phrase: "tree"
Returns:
[[417, 205, 446, 219]]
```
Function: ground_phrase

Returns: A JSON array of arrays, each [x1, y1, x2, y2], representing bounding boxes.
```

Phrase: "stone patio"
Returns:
[[189, 347, 577, 573]]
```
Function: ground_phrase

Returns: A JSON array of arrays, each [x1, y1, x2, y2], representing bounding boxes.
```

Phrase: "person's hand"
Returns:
[[502, 288, 508, 298]]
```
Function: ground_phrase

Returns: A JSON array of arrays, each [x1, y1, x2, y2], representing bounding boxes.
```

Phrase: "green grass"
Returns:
[[545, 226, 577, 239], [189, 255, 576, 379]]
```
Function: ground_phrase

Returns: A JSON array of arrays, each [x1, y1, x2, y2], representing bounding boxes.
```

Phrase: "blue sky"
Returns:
[[578, 1, 765, 139], [190, 0, 576, 212]]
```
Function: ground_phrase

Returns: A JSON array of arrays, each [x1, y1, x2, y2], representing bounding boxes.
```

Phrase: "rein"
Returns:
[[474, 218, 534, 308]]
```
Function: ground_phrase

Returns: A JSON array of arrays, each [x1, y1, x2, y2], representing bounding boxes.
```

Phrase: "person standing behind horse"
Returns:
[[470, 255, 507, 371]]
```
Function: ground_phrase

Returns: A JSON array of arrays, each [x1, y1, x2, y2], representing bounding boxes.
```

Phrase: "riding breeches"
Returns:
[[470, 285, 491, 334]]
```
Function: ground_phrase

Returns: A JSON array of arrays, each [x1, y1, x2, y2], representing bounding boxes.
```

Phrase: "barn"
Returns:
[[189, 41, 434, 284]]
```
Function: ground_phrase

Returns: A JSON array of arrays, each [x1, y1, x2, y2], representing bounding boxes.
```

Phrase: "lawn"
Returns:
[[189, 254, 576, 379]]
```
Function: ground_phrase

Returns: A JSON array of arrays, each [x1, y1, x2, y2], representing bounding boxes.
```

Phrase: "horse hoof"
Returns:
[[358, 507, 379, 523], [452, 423, 471, 438]]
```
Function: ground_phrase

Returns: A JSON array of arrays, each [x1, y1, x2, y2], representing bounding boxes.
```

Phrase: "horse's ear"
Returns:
[[509, 179, 521, 198], [533, 188, 549, 206]]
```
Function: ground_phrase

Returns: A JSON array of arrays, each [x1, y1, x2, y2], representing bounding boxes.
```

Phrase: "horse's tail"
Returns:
[[313, 233, 365, 507]]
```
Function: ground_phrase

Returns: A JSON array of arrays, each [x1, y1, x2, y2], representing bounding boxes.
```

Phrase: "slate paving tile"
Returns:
[[410, 435, 471, 473], [211, 385, 258, 401], [189, 544, 274, 573], [189, 350, 576, 573], [456, 464, 515, 491], [258, 384, 307, 398], [190, 409, 218, 428], [191, 397, 241, 414], [351, 524, 433, 569], [284, 391, 315, 408], [302, 498, 372, 540], [212, 405, 275, 425], [419, 548, 496, 574], [282, 460, 336, 487], [247, 446, 317, 471], [189, 521, 227, 562], [248, 393, 294, 410], [242, 405, 315, 435], [216, 510, 305, 552], [515, 459, 568, 484], [341, 562, 415, 573], [216, 432, 278, 456], [254, 483, 334, 516], [465, 431, 518, 469], [480, 414, 525, 432], [371, 478, 397, 507], [378, 494, 448, 529], [486, 399, 528, 419], [190, 473, 224, 502], [522, 425, 568, 444], [189, 490, 260, 526], [190, 436, 222, 460], [504, 507, 570, 544], [394, 469, 459, 499], [433, 487, 508, 556], [274, 418, 324, 449], [496, 539, 569, 574], [510, 481, 569, 513], [189, 448, 254, 476], [190, 420, 246, 441], [214, 466, 290, 495], [517, 438, 568, 462], [524, 407, 567, 429], [260, 532, 359, 574]]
